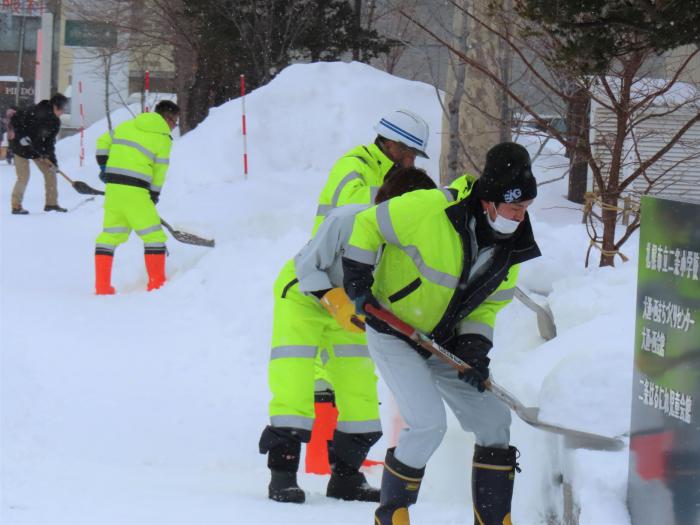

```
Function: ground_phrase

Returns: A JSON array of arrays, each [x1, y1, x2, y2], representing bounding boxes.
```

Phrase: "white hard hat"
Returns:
[[374, 109, 430, 159]]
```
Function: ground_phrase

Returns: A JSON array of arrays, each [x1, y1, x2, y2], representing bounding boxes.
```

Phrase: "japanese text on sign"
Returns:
[[642, 296, 696, 331], [639, 378, 693, 424], [645, 243, 700, 280]]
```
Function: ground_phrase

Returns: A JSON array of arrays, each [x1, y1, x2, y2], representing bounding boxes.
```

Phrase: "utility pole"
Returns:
[[15, 15, 27, 106]]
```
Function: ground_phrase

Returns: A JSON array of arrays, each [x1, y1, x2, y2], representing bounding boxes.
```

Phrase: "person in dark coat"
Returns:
[[9, 93, 68, 214]]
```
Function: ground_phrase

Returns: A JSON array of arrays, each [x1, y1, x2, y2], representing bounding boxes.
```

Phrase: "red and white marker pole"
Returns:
[[240, 74, 248, 179], [78, 80, 85, 167], [144, 69, 150, 112]]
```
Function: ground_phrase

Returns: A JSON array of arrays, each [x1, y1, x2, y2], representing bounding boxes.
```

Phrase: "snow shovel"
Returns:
[[161, 219, 215, 248], [42, 160, 105, 196], [514, 287, 557, 340], [364, 304, 624, 451]]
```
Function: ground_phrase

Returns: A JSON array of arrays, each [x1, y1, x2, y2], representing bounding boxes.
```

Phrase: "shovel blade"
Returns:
[[516, 406, 624, 451], [161, 219, 215, 247], [489, 382, 624, 451], [72, 181, 105, 196], [171, 230, 215, 247]]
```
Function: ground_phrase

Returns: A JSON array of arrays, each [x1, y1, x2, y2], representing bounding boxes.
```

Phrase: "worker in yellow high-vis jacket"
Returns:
[[260, 168, 437, 505], [310, 108, 431, 392], [342, 143, 541, 525], [93, 101, 180, 295], [312, 109, 430, 236], [283, 109, 431, 500]]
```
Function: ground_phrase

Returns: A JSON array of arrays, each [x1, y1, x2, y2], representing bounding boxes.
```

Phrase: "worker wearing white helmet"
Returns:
[[374, 109, 430, 160], [260, 109, 431, 504], [312, 109, 430, 234]]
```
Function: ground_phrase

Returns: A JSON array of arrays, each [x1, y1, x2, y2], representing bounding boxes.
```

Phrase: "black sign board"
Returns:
[[628, 196, 700, 524], [64, 20, 117, 48], [0, 79, 34, 111]]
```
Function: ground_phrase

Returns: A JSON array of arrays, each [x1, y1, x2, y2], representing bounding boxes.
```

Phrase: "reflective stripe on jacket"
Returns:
[[345, 174, 541, 344], [96, 112, 172, 193], [312, 143, 395, 235]]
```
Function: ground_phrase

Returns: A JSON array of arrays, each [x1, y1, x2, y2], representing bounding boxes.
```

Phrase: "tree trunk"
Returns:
[[498, 0, 512, 143], [568, 161, 588, 203], [440, 2, 469, 186], [104, 54, 113, 132], [173, 31, 196, 134], [440, 0, 503, 184], [600, 196, 618, 267], [185, 72, 211, 132], [566, 86, 590, 203], [353, 0, 362, 61]]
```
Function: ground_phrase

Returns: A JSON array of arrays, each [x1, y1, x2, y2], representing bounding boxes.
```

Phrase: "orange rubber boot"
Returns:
[[145, 253, 166, 291], [95, 254, 116, 295]]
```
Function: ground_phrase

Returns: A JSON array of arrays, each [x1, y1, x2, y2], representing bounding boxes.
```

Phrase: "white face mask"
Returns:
[[486, 203, 520, 234]]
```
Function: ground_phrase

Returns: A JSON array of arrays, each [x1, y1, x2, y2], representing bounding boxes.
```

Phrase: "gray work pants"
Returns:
[[367, 326, 511, 470], [11, 155, 58, 208]]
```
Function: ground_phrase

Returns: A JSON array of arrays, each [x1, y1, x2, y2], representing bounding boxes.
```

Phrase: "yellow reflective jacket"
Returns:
[[96, 112, 172, 196], [345, 174, 541, 344], [312, 142, 395, 235]]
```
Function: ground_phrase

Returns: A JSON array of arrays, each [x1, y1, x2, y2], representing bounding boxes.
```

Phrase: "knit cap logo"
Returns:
[[503, 188, 522, 203]]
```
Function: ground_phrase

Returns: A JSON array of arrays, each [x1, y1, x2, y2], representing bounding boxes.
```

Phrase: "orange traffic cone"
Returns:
[[145, 253, 166, 291], [95, 254, 116, 295], [305, 400, 337, 474], [305, 397, 384, 474]]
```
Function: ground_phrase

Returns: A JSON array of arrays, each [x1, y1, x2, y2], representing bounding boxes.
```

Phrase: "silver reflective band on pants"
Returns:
[[366, 325, 510, 470]]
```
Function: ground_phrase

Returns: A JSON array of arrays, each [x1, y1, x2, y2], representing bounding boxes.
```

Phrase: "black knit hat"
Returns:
[[477, 142, 537, 203]]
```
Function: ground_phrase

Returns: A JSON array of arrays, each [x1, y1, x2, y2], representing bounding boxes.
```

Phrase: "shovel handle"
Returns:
[[365, 303, 471, 368], [366, 303, 622, 449], [365, 303, 416, 338], [37, 158, 74, 184]]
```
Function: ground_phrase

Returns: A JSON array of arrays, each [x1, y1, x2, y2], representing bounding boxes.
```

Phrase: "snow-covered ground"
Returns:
[[1, 62, 636, 524]]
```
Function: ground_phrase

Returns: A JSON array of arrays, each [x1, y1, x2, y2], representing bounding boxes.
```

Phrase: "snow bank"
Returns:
[[1, 61, 637, 524]]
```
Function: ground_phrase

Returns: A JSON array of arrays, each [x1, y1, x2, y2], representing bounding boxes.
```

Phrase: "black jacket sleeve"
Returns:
[[342, 257, 374, 301], [9, 110, 30, 154]]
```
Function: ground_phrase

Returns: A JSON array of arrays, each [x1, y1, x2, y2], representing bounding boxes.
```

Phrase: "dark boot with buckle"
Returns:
[[374, 447, 424, 525], [259, 426, 306, 504], [326, 430, 381, 502], [472, 444, 520, 525]]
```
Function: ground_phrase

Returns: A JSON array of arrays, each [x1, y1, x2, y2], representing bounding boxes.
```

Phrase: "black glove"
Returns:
[[149, 190, 160, 204], [342, 257, 377, 315], [452, 334, 492, 392], [98, 164, 107, 184]]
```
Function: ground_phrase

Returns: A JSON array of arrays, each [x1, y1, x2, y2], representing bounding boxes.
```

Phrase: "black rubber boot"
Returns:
[[326, 455, 380, 502], [259, 426, 308, 504], [326, 430, 381, 502], [268, 469, 305, 504], [472, 444, 520, 525], [374, 448, 424, 525]]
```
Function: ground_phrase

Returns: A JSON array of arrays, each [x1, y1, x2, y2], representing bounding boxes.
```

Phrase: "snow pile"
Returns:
[[2, 61, 637, 524]]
